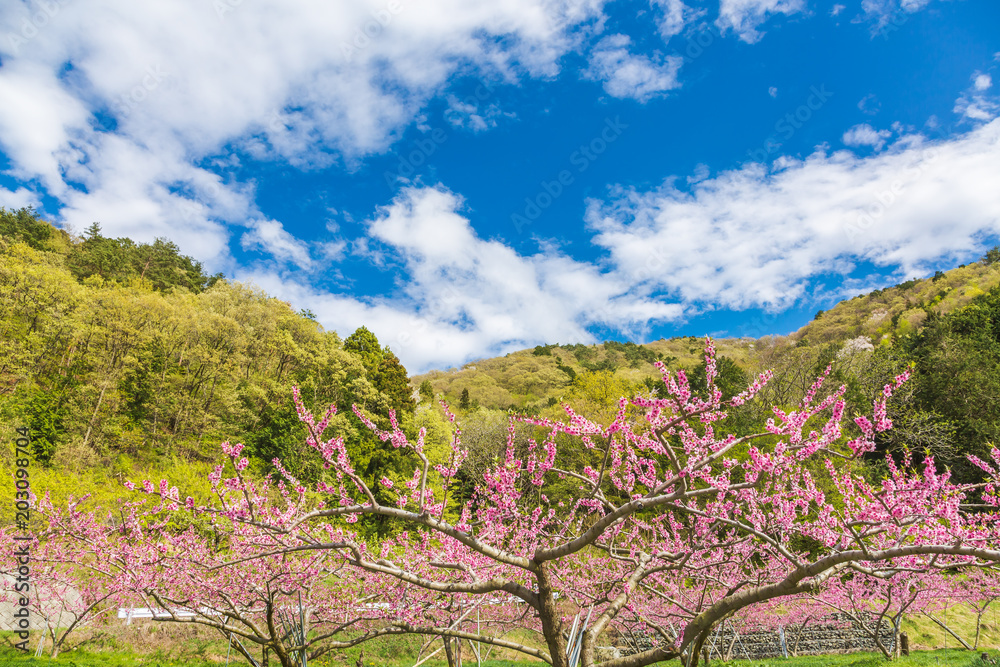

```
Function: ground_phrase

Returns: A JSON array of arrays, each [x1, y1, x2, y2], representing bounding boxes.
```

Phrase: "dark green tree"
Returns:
[[343, 326, 384, 376], [67, 224, 135, 283], [687, 356, 758, 436], [21, 386, 70, 465], [375, 349, 415, 415], [419, 379, 434, 403], [63, 223, 212, 292], [688, 355, 749, 402], [902, 286, 1000, 482], [132, 237, 211, 292], [0, 207, 54, 250]]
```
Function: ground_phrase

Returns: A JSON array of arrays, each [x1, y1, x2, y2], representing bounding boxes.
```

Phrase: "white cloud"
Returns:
[[241, 185, 682, 371], [955, 98, 998, 122], [586, 119, 1000, 310], [317, 239, 348, 262], [831, 4, 846, 16], [0, 0, 610, 266], [586, 34, 682, 102], [687, 163, 711, 184], [716, 0, 806, 43], [0, 64, 92, 196], [241, 219, 314, 269], [857, 93, 880, 115], [0, 185, 40, 211], [768, 86, 778, 98], [955, 71, 1000, 123], [650, 0, 700, 40], [842, 123, 892, 150], [860, 0, 935, 34], [444, 94, 514, 132], [239, 121, 1000, 371], [46, 132, 240, 261]]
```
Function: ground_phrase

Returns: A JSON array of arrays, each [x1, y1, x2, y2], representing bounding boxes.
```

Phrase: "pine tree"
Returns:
[[419, 380, 434, 403], [376, 349, 415, 415], [343, 326, 384, 376]]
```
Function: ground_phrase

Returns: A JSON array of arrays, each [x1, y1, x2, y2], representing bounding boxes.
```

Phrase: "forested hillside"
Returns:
[[416, 250, 1000, 484], [0, 208, 428, 515], [4, 205, 1000, 514]]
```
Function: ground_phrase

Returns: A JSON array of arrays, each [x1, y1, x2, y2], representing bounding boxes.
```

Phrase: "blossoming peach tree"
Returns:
[[18, 470, 486, 666], [25, 340, 1000, 667], [0, 525, 122, 658]]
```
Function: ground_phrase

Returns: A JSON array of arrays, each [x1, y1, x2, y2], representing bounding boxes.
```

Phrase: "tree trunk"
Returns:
[[536, 564, 570, 667], [82, 379, 110, 448], [723, 629, 739, 662], [791, 616, 813, 656], [444, 636, 463, 667], [870, 617, 892, 660], [686, 629, 710, 667]]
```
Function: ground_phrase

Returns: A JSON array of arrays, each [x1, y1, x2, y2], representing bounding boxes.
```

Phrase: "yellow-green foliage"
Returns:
[[414, 335, 770, 417], [0, 217, 417, 522], [795, 262, 1000, 348], [414, 260, 1000, 420]]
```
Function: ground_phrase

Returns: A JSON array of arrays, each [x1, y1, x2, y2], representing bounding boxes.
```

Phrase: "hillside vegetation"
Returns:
[[3, 205, 1000, 514], [415, 249, 1000, 484], [0, 208, 425, 520]]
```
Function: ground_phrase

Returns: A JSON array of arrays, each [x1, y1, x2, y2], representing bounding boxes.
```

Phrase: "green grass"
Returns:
[[4, 611, 998, 667], [0, 644, 221, 666], [3, 646, 999, 667], [0, 639, 538, 666], [720, 648, 997, 667]]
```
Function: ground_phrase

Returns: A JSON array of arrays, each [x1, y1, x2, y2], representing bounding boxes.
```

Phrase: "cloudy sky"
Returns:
[[1, 0, 998, 371]]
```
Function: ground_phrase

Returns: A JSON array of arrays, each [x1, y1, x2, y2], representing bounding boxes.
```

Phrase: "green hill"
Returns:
[[414, 250, 1000, 484], [0, 208, 418, 520], [3, 204, 999, 508]]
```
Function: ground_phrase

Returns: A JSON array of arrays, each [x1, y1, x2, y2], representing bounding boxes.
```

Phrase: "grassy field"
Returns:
[[721, 650, 998, 666], [1, 646, 998, 666], [1, 604, 997, 667]]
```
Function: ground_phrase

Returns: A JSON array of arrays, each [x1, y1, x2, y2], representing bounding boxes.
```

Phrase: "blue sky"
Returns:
[[1, 0, 999, 371]]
